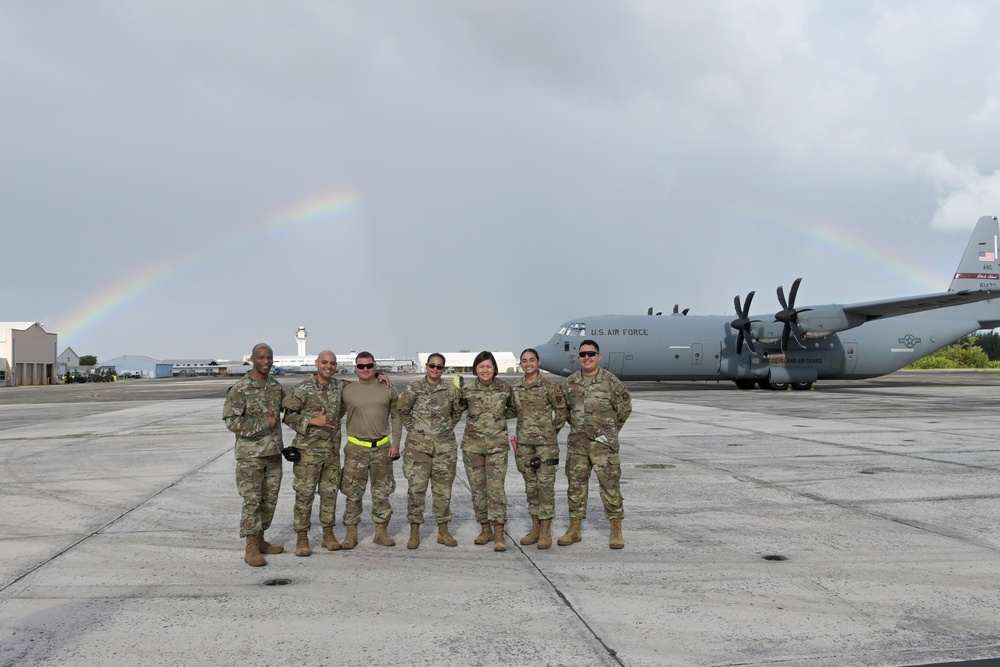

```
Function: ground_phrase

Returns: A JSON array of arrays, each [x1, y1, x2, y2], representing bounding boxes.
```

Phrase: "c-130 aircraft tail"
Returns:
[[536, 216, 1000, 390], [950, 216, 1000, 296]]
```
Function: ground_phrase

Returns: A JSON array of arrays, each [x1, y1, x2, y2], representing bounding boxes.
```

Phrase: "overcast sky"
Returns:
[[5, 1, 1000, 362]]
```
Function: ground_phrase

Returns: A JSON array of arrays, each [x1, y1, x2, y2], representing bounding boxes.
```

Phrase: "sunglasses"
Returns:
[[427, 363, 445, 370], [356, 363, 375, 370], [578, 351, 599, 358]]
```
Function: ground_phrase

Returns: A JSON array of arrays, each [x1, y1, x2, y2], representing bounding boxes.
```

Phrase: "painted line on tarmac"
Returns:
[[0, 446, 234, 596], [452, 472, 626, 667]]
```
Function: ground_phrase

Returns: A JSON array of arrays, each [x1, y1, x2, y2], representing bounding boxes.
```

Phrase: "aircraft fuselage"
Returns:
[[536, 217, 1000, 389], [535, 312, 984, 384]]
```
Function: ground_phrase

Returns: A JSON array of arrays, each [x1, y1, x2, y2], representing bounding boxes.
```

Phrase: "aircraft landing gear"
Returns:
[[758, 379, 789, 390], [748, 379, 810, 391]]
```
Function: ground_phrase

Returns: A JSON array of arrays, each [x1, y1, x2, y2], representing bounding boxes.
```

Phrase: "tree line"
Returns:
[[906, 331, 1000, 369]]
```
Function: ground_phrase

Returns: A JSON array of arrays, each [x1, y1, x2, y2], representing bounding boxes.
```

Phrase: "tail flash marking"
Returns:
[[950, 217, 1000, 291]]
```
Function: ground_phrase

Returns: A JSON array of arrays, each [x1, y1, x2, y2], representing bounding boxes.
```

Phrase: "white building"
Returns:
[[57, 347, 81, 375], [416, 351, 519, 374], [265, 353, 417, 374]]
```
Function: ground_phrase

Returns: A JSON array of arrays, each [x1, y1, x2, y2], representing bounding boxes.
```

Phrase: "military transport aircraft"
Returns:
[[534, 215, 1000, 390]]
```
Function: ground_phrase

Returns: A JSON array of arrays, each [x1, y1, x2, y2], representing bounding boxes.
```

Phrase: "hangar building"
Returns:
[[100, 355, 174, 379], [0, 322, 58, 387]]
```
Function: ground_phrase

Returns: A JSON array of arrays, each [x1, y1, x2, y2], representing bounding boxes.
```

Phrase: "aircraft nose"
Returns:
[[534, 342, 562, 375]]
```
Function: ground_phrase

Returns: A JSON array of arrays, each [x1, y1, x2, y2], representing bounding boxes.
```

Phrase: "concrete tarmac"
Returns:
[[2, 372, 1000, 666]]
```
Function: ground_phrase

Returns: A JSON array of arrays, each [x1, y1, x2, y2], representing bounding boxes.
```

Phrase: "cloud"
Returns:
[[5, 1, 1000, 359], [918, 152, 1000, 230]]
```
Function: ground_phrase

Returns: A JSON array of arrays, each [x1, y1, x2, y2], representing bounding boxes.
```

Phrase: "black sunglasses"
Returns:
[[356, 363, 375, 369], [578, 351, 598, 358], [427, 363, 445, 370]]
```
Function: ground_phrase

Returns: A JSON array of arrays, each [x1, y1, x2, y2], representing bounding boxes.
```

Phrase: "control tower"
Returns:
[[296, 326, 308, 357]]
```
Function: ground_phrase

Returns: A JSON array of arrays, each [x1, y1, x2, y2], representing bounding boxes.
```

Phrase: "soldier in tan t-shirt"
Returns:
[[339, 351, 402, 548]]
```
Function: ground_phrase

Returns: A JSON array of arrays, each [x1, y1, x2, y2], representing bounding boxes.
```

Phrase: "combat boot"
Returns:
[[321, 526, 342, 551], [295, 530, 311, 557], [244, 535, 266, 567], [610, 518, 624, 550], [520, 516, 541, 545], [437, 522, 458, 547], [557, 518, 583, 546], [342, 524, 359, 550], [407, 523, 420, 550], [537, 518, 552, 550], [257, 532, 284, 555], [493, 522, 507, 552], [373, 523, 395, 547], [473, 521, 492, 545]]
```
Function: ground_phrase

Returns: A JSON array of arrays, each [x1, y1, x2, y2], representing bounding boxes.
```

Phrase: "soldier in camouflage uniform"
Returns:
[[339, 351, 403, 548], [558, 339, 632, 550], [281, 350, 348, 557], [461, 350, 515, 552], [509, 348, 568, 549], [223, 343, 286, 567], [398, 353, 464, 549]]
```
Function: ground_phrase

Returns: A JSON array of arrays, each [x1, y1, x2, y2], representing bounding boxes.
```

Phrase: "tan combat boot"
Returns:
[[321, 526, 342, 551], [295, 530, 311, 557], [257, 532, 284, 555], [537, 518, 552, 550], [407, 523, 420, 550], [373, 523, 396, 547], [557, 518, 583, 546], [342, 524, 359, 550], [437, 522, 458, 547], [473, 521, 492, 545], [245, 534, 266, 567], [493, 522, 507, 552], [609, 518, 624, 550], [520, 516, 541, 545]]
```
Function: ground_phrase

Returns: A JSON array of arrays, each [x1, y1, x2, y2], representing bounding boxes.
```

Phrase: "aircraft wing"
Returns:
[[842, 289, 995, 320]]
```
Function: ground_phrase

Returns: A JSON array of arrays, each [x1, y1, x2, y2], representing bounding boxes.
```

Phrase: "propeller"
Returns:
[[774, 278, 812, 351], [672, 304, 689, 316], [647, 306, 653, 315], [729, 291, 758, 354]]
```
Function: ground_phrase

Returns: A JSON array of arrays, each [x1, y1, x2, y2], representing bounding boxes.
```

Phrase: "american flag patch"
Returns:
[[980, 251, 996, 262]]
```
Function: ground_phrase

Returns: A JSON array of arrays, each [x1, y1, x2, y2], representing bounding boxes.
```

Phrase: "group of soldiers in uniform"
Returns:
[[223, 340, 631, 567]]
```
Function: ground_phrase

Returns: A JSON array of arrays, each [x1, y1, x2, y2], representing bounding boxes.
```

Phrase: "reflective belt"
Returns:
[[348, 435, 390, 448]]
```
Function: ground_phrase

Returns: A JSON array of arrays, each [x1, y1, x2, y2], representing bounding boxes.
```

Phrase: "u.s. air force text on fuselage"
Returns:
[[589, 328, 649, 337]]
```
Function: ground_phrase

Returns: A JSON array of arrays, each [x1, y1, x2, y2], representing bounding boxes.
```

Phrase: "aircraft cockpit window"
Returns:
[[567, 322, 586, 336]]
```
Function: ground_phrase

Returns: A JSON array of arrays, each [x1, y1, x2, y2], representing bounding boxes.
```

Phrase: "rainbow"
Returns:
[[261, 190, 359, 235], [54, 189, 360, 344], [731, 207, 945, 292], [53, 260, 177, 346]]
